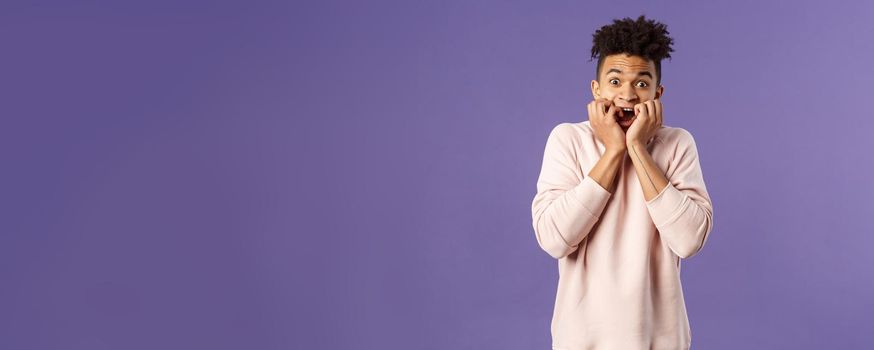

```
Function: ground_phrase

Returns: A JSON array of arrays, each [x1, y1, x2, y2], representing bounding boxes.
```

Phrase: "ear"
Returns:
[[656, 85, 664, 99], [591, 79, 600, 99]]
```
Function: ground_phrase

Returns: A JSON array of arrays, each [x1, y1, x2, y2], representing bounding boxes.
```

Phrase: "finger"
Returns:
[[648, 101, 657, 122], [590, 102, 601, 125], [646, 101, 655, 123], [606, 105, 616, 119], [654, 99, 662, 127]]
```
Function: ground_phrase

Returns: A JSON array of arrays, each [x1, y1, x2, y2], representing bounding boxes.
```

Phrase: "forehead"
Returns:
[[602, 54, 655, 76]]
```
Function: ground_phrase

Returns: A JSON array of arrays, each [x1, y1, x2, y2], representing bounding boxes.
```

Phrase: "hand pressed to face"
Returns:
[[625, 98, 662, 145], [586, 97, 627, 151]]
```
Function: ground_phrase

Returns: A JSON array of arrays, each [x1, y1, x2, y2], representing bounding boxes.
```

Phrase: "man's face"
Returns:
[[591, 53, 664, 130]]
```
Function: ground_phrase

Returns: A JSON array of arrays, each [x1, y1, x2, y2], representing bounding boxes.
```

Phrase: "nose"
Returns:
[[616, 83, 638, 103]]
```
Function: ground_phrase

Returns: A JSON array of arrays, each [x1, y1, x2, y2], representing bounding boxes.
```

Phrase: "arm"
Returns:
[[627, 140, 670, 202], [531, 124, 621, 259], [628, 129, 714, 259]]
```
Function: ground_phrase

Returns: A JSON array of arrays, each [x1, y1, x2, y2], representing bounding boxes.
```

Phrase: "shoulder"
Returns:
[[652, 126, 702, 168], [656, 125, 693, 143], [542, 122, 600, 154], [644, 124, 697, 152]]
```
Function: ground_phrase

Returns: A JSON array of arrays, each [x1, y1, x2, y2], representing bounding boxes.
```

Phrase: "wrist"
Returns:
[[604, 147, 626, 158], [626, 139, 646, 148]]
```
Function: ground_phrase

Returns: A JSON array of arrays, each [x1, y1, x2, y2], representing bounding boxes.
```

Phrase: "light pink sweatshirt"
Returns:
[[531, 121, 714, 350]]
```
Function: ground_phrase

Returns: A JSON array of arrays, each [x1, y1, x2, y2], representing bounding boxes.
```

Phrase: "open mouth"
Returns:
[[616, 107, 635, 120], [615, 107, 636, 128]]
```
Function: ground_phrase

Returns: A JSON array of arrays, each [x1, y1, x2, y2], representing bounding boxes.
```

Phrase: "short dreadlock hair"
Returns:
[[590, 15, 674, 86]]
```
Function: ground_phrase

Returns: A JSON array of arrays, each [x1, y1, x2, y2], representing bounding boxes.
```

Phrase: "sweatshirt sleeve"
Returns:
[[531, 124, 613, 259], [645, 129, 714, 259]]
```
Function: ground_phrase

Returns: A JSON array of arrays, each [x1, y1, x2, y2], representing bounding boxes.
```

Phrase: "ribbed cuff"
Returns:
[[570, 176, 613, 217], [645, 182, 687, 228]]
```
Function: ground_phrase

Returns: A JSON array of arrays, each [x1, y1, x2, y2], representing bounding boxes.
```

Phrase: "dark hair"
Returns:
[[590, 15, 674, 86]]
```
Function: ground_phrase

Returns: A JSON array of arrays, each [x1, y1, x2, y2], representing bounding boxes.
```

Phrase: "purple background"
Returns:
[[3, 1, 873, 349]]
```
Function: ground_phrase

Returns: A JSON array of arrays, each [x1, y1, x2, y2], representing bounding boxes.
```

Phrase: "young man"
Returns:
[[531, 15, 714, 349]]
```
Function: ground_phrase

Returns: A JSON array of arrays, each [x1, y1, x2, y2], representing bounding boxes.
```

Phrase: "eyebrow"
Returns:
[[606, 68, 652, 79]]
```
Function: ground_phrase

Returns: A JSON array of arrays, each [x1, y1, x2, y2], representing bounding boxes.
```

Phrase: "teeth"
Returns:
[[617, 107, 634, 120]]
